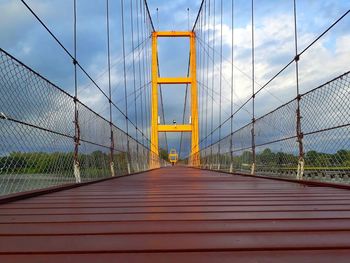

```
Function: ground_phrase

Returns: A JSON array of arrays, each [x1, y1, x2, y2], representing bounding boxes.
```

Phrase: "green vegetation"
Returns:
[[1, 148, 349, 175], [304, 149, 350, 167], [159, 148, 169, 161], [201, 148, 350, 169], [0, 152, 74, 175], [0, 151, 129, 175]]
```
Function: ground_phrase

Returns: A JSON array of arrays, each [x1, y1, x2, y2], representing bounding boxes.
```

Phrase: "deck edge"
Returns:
[[189, 166, 350, 190]]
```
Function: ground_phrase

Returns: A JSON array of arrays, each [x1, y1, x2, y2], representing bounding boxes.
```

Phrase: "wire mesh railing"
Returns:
[[0, 48, 165, 196], [188, 0, 350, 184], [191, 72, 350, 183]]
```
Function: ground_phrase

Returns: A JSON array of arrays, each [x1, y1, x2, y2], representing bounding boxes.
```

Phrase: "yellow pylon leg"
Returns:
[[149, 31, 200, 167]]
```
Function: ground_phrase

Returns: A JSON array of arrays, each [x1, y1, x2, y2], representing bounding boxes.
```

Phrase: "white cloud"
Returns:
[[198, 12, 350, 122]]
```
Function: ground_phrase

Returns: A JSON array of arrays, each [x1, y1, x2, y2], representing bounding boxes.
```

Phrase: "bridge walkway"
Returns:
[[1, 166, 350, 262]]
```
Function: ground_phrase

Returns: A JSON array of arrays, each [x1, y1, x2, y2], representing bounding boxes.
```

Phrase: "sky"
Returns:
[[0, 0, 349, 157]]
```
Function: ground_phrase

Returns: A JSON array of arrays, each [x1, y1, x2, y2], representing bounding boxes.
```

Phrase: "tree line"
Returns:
[[0, 151, 130, 175], [200, 148, 350, 168], [1, 148, 349, 175]]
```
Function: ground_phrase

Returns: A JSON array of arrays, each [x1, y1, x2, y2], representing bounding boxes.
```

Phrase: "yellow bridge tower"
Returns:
[[150, 31, 200, 167]]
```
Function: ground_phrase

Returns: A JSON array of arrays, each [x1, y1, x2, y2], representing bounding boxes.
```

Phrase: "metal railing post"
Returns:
[[293, 0, 304, 180], [73, 0, 81, 183], [250, 0, 256, 175]]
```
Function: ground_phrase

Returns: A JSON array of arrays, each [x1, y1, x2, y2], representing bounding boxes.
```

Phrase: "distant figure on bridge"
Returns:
[[168, 149, 179, 166]]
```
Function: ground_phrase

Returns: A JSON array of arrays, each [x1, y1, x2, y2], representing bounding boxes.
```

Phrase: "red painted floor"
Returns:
[[1, 166, 350, 262]]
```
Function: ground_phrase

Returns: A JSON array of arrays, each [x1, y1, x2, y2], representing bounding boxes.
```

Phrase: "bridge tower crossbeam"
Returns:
[[150, 31, 200, 167]]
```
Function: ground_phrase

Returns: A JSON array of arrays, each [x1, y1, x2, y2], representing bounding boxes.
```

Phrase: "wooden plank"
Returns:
[[1, 231, 350, 253], [1, 250, 349, 263], [1, 219, 350, 235]]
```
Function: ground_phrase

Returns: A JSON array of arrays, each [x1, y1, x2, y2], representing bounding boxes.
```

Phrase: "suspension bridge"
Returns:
[[0, 0, 350, 261]]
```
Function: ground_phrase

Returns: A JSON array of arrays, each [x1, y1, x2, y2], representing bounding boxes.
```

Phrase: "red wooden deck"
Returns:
[[1, 166, 350, 262]]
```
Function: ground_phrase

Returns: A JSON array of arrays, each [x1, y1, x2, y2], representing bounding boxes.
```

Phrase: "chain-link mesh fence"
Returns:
[[0, 49, 164, 196], [191, 0, 349, 185], [193, 72, 350, 184]]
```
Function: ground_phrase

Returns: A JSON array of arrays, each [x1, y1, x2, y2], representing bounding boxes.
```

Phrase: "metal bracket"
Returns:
[[110, 162, 115, 177], [251, 162, 256, 175], [297, 158, 304, 180], [0, 112, 8, 120], [74, 160, 81, 183]]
